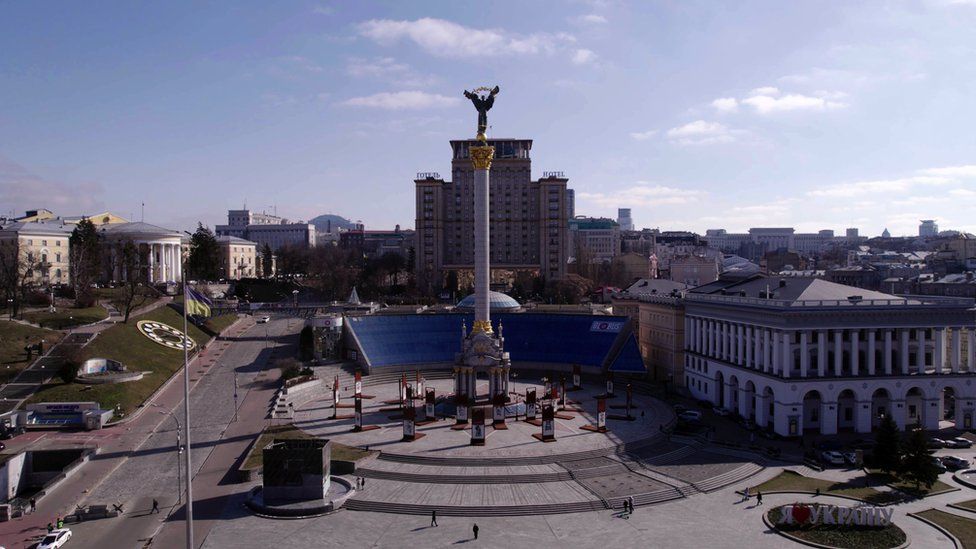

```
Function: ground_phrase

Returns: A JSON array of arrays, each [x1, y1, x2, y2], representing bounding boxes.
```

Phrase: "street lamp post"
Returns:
[[7, 299, 12, 321], [292, 289, 299, 308], [156, 408, 183, 505]]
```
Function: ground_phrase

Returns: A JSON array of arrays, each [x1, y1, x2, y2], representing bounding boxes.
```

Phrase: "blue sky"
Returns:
[[1, 1, 975, 236]]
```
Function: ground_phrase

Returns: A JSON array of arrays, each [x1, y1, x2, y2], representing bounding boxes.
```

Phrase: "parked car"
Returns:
[[678, 410, 703, 422], [931, 457, 948, 474], [820, 451, 845, 466], [738, 417, 758, 431], [256, 316, 271, 324], [712, 407, 731, 417], [941, 456, 971, 471], [842, 451, 858, 466], [945, 437, 973, 449], [38, 529, 72, 549], [0, 442, 5, 452], [927, 438, 946, 449]]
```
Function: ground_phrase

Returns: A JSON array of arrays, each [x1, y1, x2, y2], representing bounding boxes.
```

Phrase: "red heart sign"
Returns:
[[792, 504, 811, 524]]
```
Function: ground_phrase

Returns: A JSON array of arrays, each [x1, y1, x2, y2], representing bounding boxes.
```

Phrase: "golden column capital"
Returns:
[[471, 320, 494, 335], [470, 145, 494, 170]]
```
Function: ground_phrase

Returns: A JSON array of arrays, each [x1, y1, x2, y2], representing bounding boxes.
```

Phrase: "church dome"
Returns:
[[456, 291, 521, 312]]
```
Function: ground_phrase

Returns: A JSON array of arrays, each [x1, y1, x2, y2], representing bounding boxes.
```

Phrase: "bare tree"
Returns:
[[111, 239, 146, 323], [0, 242, 40, 317]]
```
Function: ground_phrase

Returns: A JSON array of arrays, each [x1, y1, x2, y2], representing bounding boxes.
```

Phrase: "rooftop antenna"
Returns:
[[141, 202, 145, 222]]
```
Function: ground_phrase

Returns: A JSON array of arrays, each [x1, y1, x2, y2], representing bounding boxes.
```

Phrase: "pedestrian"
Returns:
[[431, 509, 438, 527], [814, 487, 820, 497], [756, 492, 763, 506], [641, 410, 645, 422], [473, 523, 479, 540], [47, 522, 54, 533], [628, 496, 635, 515], [29, 497, 36, 513], [740, 488, 749, 502], [151, 499, 160, 514], [362, 477, 366, 488], [57, 516, 63, 529]]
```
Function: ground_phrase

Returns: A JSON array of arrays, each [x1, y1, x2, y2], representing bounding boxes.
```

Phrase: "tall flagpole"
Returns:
[[182, 256, 195, 548]]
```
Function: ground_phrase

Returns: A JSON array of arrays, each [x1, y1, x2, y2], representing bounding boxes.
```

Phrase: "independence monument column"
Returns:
[[454, 85, 511, 411]]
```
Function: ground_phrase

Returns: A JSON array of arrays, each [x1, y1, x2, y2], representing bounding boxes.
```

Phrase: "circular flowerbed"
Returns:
[[766, 504, 907, 549]]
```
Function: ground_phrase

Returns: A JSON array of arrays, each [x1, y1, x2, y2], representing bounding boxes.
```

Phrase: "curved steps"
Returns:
[[343, 499, 606, 516], [357, 467, 575, 484]]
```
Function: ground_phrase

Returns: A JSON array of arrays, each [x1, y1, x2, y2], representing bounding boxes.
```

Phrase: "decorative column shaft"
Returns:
[[470, 144, 494, 334]]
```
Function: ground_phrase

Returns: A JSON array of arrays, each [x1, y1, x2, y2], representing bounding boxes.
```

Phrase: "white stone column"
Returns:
[[850, 329, 859, 376], [951, 328, 961, 373], [834, 330, 843, 376], [746, 326, 753, 369], [884, 329, 893, 375], [934, 328, 946, 374], [722, 323, 729, 360], [148, 242, 156, 283], [968, 329, 975, 373], [854, 400, 872, 434], [867, 330, 876, 375], [781, 331, 791, 378], [164, 243, 171, 281], [737, 325, 745, 365], [900, 329, 910, 375], [176, 244, 183, 282], [707, 321, 714, 356], [763, 329, 771, 373], [916, 329, 927, 374], [817, 330, 827, 377], [800, 331, 809, 378], [473, 156, 491, 327]]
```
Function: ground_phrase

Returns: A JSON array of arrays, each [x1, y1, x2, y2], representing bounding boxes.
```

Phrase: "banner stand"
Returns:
[[471, 407, 486, 446], [452, 394, 470, 430], [350, 395, 380, 432], [581, 398, 609, 433], [532, 405, 557, 442], [402, 405, 425, 442]]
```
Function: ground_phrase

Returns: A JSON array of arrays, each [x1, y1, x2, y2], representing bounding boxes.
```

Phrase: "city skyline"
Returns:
[[2, 1, 975, 236]]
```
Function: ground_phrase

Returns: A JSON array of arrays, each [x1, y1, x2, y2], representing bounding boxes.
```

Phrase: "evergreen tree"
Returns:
[[260, 243, 274, 278], [69, 218, 101, 307], [873, 414, 902, 474], [299, 325, 314, 361], [899, 428, 940, 490], [187, 223, 221, 281]]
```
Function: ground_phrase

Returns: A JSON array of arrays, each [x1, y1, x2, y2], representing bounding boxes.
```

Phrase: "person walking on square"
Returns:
[[431, 509, 438, 527], [740, 488, 749, 502], [473, 523, 479, 540], [29, 497, 36, 513], [57, 516, 63, 529], [628, 496, 635, 515], [756, 491, 763, 506], [151, 499, 160, 514]]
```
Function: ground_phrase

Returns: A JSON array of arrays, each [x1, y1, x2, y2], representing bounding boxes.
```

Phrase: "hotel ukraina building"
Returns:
[[684, 276, 976, 437]]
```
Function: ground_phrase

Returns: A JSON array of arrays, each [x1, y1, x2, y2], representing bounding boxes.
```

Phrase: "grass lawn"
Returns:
[[864, 469, 955, 497], [242, 423, 374, 470], [21, 306, 108, 329], [915, 509, 976, 549], [206, 313, 239, 334], [94, 287, 159, 316], [767, 505, 906, 549], [0, 321, 63, 384], [956, 499, 976, 512], [751, 470, 901, 505], [25, 305, 236, 416]]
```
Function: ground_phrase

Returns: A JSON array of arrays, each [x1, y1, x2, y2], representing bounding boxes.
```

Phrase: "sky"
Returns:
[[1, 1, 975, 237]]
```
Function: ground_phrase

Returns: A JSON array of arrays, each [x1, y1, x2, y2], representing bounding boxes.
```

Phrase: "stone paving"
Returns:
[[651, 451, 751, 484], [294, 377, 672, 458]]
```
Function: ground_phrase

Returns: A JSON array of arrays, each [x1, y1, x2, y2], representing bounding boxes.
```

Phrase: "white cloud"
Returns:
[[749, 86, 780, 97], [276, 55, 323, 74], [346, 57, 434, 88], [918, 165, 976, 178], [357, 18, 574, 58], [339, 91, 460, 110], [741, 92, 846, 114], [0, 155, 105, 214], [579, 182, 706, 208], [666, 120, 740, 145], [711, 97, 738, 113], [572, 48, 597, 65], [573, 14, 608, 25], [629, 129, 657, 141]]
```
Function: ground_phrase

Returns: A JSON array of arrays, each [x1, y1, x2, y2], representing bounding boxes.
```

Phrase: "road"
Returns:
[[0, 315, 296, 549]]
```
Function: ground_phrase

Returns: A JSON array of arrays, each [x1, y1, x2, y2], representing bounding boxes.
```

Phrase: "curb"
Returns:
[[907, 510, 961, 549], [762, 506, 910, 549], [946, 502, 976, 516]]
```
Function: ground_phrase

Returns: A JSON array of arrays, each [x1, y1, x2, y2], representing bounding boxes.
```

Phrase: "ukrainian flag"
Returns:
[[184, 287, 212, 318]]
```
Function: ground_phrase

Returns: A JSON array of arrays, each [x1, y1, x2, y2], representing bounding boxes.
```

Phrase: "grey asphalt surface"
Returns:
[[65, 316, 299, 549]]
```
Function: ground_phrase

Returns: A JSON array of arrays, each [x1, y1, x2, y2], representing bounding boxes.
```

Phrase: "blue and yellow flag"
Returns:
[[184, 287, 212, 318]]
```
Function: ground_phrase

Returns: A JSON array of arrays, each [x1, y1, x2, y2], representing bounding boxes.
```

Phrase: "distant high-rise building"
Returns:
[[846, 228, 859, 239], [414, 138, 569, 293], [919, 219, 939, 237], [618, 208, 634, 231], [569, 216, 620, 263], [567, 188, 575, 219]]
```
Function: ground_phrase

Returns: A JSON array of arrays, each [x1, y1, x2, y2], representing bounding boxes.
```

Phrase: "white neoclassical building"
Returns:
[[684, 277, 976, 437], [100, 222, 184, 284]]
